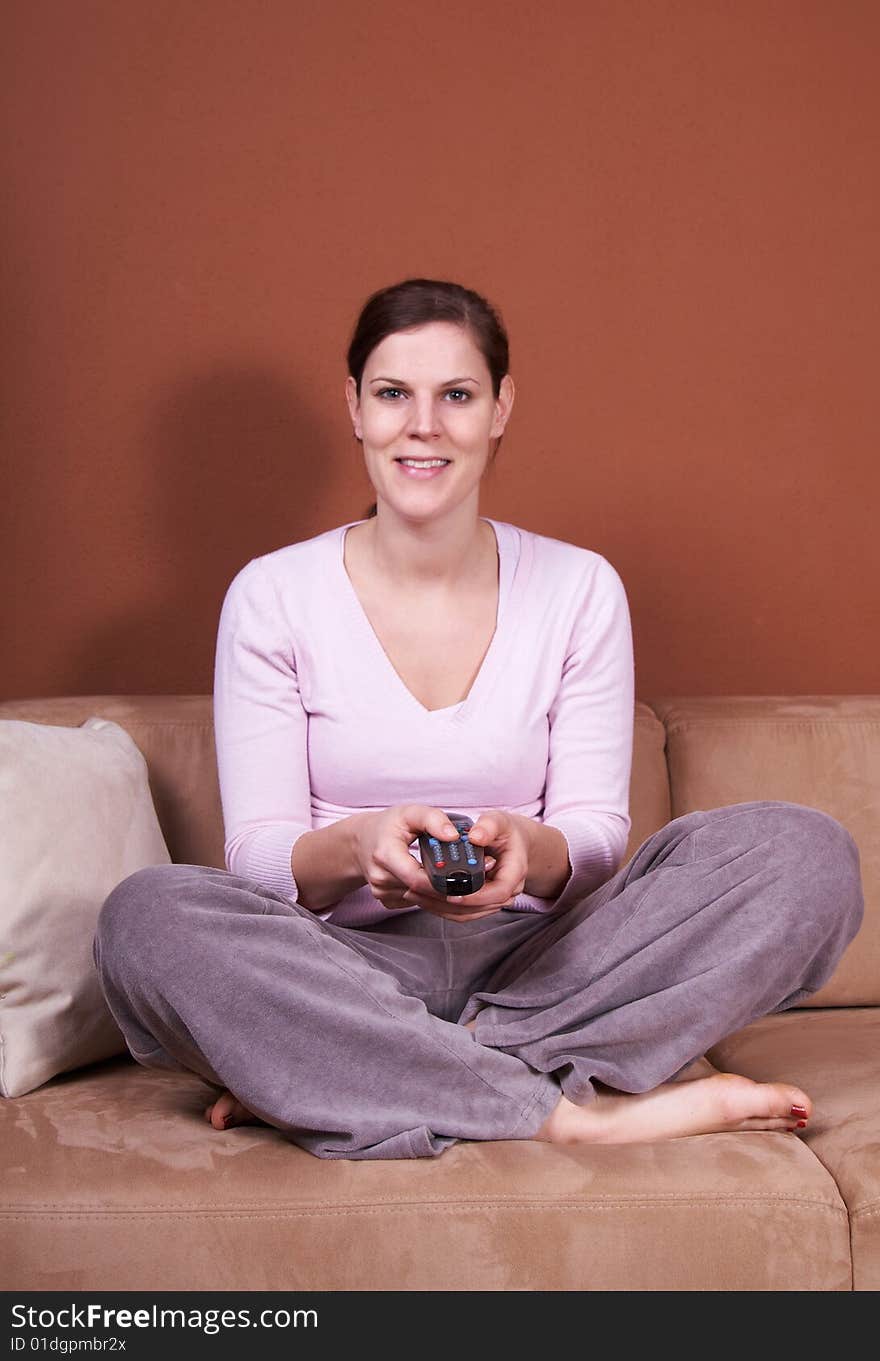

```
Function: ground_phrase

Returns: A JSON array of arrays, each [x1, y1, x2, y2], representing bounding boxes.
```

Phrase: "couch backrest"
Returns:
[[648, 696, 879, 1007], [1, 693, 876, 1006], [0, 696, 225, 874]]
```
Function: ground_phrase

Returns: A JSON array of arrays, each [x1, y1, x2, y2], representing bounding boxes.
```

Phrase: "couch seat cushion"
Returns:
[[710, 1006, 880, 1290], [2, 1042, 851, 1291]]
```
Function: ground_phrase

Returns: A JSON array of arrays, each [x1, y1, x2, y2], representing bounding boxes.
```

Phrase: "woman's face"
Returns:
[[345, 321, 514, 519]]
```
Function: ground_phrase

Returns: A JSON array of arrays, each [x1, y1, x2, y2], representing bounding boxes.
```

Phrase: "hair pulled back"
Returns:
[[346, 278, 510, 517]]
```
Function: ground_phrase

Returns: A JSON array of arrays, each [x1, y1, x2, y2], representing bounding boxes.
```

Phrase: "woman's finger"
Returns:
[[449, 864, 526, 907], [381, 810, 464, 894], [467, 809, 509, 847]]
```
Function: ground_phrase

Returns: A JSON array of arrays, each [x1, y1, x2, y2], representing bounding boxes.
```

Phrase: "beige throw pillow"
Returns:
[[0, 716, 171, 1097]]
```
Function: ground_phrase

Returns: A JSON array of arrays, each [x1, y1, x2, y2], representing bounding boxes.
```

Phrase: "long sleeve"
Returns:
[[537, 554, 635, 912], [209, 522, 635, 929], [212, 557, 312, 902]]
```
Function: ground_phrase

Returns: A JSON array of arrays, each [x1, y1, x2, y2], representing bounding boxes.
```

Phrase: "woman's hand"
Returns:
[[350, 804, 502, 920], [426, 809, 530, 921]]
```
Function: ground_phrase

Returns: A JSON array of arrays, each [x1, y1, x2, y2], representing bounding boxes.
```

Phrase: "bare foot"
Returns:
[[203, 1089, 265, 1130], [531, 1071, 812, 1145]]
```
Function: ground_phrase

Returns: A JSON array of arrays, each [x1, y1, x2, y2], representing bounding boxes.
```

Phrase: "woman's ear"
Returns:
[[490, 374, 515, 438], [345, 376, 362, 440]]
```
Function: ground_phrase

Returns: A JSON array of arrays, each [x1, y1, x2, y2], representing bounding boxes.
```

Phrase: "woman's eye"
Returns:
[[376, 387, 470, 402]]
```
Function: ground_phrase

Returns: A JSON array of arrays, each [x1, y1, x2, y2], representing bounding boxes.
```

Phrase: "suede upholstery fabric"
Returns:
[[0, 696, 226, 872], [650, 695, 879, 1005], [0, 693, 876, 1290], [1, 1049, 851, 1291], [710, 1007, 880, 1292]]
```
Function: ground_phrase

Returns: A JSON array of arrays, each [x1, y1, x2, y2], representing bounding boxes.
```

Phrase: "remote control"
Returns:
[[418, 813, 486, 896]]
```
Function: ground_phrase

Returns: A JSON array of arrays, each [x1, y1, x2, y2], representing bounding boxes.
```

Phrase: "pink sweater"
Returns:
[[213, 518, 635, 926]]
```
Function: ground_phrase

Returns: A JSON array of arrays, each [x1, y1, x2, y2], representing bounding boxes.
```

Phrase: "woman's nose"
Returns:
[[406, 396, 442, 438]]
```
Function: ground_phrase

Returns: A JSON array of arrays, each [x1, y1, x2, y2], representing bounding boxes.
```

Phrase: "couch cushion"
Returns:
[[625, 703, 671, 862], [710, 1006, 880, 1291], [0, 716, 171, 1097], [0, 1044, 850, 1291], [0, 697, 225, 872], [649, 696, 880, 1005]]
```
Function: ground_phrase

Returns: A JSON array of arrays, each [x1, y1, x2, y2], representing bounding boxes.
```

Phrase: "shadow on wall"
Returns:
[[67, 364, 347, 695]]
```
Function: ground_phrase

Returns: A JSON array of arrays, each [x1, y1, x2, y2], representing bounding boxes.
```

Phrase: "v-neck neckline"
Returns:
[[335, 517, 515, 723]]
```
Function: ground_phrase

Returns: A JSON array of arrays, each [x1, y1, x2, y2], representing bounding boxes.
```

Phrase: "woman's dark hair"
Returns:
[[347, 278, 510, 518]]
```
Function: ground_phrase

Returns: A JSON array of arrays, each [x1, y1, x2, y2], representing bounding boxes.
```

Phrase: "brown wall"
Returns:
[[3, 1, 877, 702]]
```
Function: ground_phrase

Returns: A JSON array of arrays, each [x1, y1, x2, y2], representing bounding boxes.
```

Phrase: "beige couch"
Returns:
[[2, 693, 877, 1292]]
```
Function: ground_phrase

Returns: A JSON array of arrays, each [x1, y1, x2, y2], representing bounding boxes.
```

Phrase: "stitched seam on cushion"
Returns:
[[0, 1198, 850, 1218], [53, 720, 216, 730], [22, 715, 879, 733], [120, 721, 214, 727], [0, 712, 214, 728], [851, 1201, 880, 1219], [664, 718, 880, 735]]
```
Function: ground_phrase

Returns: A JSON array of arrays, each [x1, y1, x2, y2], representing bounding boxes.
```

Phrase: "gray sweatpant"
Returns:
[[93, 800, 864, 1160]]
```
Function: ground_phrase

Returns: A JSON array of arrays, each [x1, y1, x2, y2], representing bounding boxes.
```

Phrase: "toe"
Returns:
[[786, 1089, 812, 1120], [736, 1115, 804, 1133], [711, 1074, 812, 1128], [731, 1080, 812, 1132], [770, 1084, 812, 1124], [207, 1090, 237, 1129]]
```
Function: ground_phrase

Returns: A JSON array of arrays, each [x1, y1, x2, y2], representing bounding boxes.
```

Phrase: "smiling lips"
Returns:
[[395, 458, 451, 478]]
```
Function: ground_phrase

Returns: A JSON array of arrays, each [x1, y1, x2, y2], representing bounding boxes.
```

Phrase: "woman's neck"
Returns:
[[357, 512, 497, 593]]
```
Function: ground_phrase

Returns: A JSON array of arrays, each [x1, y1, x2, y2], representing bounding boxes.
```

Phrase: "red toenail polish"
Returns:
[[791, 1105, 808, 1117], [796, 1120, 807, 1128]]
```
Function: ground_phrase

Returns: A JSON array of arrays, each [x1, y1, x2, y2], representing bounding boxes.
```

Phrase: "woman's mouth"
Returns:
[[395, 458, 451, 479]]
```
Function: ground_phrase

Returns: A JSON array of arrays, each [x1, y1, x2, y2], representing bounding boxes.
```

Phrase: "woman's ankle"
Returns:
[[531, 1091, 601, 1143]]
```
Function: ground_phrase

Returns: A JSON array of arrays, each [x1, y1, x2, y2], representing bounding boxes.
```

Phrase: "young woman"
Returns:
[[94, 278, 864, 1160]]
